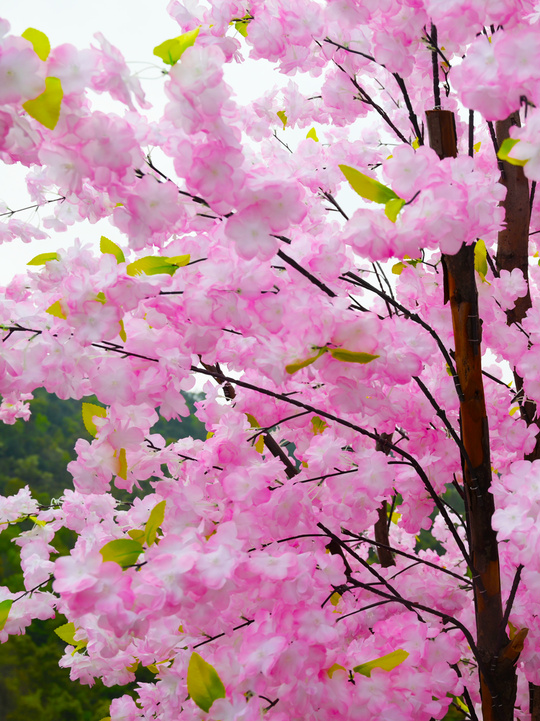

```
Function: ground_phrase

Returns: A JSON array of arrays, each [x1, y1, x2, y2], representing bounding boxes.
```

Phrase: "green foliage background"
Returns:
[[0, 389, 205, 721]]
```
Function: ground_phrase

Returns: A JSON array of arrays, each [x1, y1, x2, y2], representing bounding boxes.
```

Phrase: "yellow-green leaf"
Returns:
[[54, 622, 88, 652], [187, 652, 226, 713], [100, 236, 125, 264], [311, 416, 328, 435], [412, 137, 420, 150], [126, 660, 139, 673], [29, 515, 47, 527], [126, 255, 190, 277], [392, 262, 405, 275], [144, 500, 166, 546], [474, 239, 488, 279], [246, 413, 260, 428], [474, 141, 481, 152], [95, 292, 107, 304], [234, 19, 250, 37], [118, 319, 127, 342], [497, 137, 528, 167], [329, 349, 379, 364], [329, 591, 341, 606], [286, 347, 327, 375], [82, 402, 107, 437], [353, 649, 409, 677], [385, 197, 406, 223], [254, 435, 264, 453], [54, 621, 77, 644], [100, 538, 143, 568], [277, 111, 287, 129], [27, 252, 59, 265], [339, 165, 400, 204], [327, 662, 346, 678], [46, 299, 67, 319], [454, 696, 470, 714], [22, 28, 50, 61], [118, 448, 127, 480], [168, 254, 191, 267], [128, 529, 146, 543], [153, 27, 200, 66], [22, 76, 63, 130], [306, 127, 319, 142], [0, 599, 12, 632]]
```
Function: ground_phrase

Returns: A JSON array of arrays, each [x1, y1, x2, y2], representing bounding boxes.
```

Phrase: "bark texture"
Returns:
[[426, 109, 519, 721], [495, 114, 540, 721]]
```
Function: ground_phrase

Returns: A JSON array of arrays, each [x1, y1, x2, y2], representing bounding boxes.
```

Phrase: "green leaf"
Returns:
[[153, 27, 200, 65], [82, 402, 107, 437], [311, 416, 328, 435], [306, 127, 319, 142], [285, 347, 327, 375], [392, 262, 405, 275], [29, 515, 47, 527], [245, 413, 260, 428], [474, 239, 488, 279], [118, 319, 127, 342], [95, 292, 107, 304], [353, 649, 409, 677], [0, 599, 12, 632], [22, 76, 63, 130], [45, 299, 67, 319], [326, 662, 346, 678], [100, 236, 125, 264], [22, 28, 51, 61], [329, 349, 379, 364], [54, 622, 77, 644], [385, 197, 406, 222], [277, 110, 287, 129], [339, 164, 400, 204], [234, 19, 250, 37], [144, 500, 166, 546], [126, 255, 190, 277], [128, 529, 146, 543], [497, 137, 528, 167], [27, 252, 59, 265], [100, 538, 143, 568], [54, 622, 87, 652], [117, 448, 127, 480], [187, 652, 226, 713], [454, 696, 470, 714]]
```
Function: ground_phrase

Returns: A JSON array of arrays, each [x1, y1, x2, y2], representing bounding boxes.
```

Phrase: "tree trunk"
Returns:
[[494, 113, 540, 721], [426, 109, 519, 721], [374, 433, 395, 567]]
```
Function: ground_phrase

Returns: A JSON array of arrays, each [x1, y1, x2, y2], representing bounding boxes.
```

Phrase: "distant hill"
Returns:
[[0, 388, 206, 721]]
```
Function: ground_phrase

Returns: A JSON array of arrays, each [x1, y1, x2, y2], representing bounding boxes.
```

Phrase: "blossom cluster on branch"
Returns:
[[1, 1, 540, 719]]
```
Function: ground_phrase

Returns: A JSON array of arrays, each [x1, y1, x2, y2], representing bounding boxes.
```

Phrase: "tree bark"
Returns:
[[426, 109, 519, 721], [495, 114, 540, 721], [374, 433, 395, 567]]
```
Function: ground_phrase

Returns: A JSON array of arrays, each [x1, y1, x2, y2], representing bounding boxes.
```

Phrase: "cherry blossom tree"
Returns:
[[1, 2, 540, 720]]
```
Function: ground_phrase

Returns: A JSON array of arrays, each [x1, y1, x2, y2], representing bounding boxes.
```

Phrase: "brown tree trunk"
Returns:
[[374, 433, 395, 567], [426, 109, 519, 721], [494, 114, 540, 721]]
